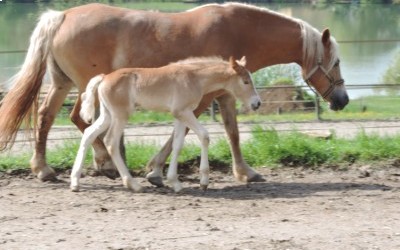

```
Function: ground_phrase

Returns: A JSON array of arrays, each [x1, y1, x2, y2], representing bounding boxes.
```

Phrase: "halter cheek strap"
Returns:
[[304, 58, 344, 100]]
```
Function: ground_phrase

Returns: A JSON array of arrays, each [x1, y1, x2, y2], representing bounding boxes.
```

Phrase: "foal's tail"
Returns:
[[80, 74, 105, 124], [0, 10, 65, 151]]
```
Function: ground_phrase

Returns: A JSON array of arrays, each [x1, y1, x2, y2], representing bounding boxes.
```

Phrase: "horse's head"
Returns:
[[302, 29, 349, 111], [229, 56, 261, 111]]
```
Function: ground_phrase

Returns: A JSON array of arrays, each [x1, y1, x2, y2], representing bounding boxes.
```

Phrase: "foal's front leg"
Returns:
[[146, 92, 216, 187], [167, 110, 210, 192]]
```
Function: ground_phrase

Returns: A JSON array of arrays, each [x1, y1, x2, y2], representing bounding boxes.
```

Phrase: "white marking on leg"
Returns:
[[167, 120, 186, 192], [104, 117, 142, 192], [70, 106, 110, 191]]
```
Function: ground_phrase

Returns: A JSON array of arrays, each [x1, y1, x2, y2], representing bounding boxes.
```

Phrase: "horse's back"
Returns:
[[52, 4, 243, 85]]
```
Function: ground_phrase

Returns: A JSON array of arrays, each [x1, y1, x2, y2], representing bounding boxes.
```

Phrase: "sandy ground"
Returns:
[[1, 165, 400, 250], [1, 120, 400, 249]]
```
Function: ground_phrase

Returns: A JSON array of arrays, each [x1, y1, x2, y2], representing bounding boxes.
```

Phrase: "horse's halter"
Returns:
[[304, 58, 344, 100]]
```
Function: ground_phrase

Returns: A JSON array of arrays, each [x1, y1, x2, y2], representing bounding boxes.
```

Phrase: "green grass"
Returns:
[[2, 126, 400, 172]]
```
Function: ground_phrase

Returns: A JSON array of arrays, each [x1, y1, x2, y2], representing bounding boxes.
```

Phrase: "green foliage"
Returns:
[[382, 50, 400, 95], [252, 64, 303, 87], [125, 142, 158, 169]]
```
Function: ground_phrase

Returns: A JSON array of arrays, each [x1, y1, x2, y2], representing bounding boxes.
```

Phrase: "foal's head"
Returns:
[[301, 28, 349, 111], [228, 56, 261, 111]]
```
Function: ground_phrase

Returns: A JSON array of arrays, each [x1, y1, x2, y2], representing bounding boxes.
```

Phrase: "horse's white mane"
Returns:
[[187, 2, 340, 71]]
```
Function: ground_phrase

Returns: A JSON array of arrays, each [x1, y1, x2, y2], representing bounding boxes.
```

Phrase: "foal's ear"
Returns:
[[237, 56, 247, 67], [322, 28, 331, 46], [229, 56, 239, 71]]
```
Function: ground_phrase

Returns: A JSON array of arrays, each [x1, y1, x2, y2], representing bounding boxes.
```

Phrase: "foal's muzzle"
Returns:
[[251, 100, 261, 111]]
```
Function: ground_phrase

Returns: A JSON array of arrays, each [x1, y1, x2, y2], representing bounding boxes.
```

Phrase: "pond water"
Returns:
[[0, 1, 399, 98]]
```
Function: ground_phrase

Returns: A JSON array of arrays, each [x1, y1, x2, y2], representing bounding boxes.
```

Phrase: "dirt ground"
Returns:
[[1, 164, 400, 250]]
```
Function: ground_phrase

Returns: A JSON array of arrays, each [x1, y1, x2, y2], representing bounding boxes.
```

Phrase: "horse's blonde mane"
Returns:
[[188, 2, 340, 71], [299, 21, 339, 71]]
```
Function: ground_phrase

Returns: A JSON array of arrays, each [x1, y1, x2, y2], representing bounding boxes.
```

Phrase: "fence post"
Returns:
[[315, 93, 322, 121], [210, 100, 218, 122]]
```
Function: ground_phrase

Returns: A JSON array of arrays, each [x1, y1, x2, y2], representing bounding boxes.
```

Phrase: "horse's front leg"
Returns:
[[146, 92, 217, 187], [70, 95, 119, 179], [216, 93, 265, 183], [30, 82, 72, 181]]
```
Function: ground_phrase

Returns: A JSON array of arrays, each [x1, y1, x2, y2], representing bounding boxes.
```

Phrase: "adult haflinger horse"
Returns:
[[0, 3, 348, 184], [71, 56, 261, 192]]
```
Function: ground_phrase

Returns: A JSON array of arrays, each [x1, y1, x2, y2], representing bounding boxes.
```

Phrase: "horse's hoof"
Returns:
[[247, 173, 266, 183], [37, 168, 57, 182], [101, 169, 119, 180], [147, 176, 164, 188]]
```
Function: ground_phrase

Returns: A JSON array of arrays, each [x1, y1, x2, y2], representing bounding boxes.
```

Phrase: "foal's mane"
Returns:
[[171, 56, 228, 66], [187, 2, 340, 71]]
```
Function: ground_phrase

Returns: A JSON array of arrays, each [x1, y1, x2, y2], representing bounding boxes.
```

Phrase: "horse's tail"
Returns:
[[0, 10, 65, 151], [80, 74, 105, 124]]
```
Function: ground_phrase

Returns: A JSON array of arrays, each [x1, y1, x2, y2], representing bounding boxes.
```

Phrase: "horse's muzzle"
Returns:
[[329, 91, 349, 111]]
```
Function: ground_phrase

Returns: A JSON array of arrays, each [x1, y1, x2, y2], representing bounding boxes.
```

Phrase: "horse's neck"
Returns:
[[234, 8, 304, 72]]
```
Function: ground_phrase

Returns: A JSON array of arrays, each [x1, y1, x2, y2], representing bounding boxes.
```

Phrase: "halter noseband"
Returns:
[[304, 58, 344, 100]]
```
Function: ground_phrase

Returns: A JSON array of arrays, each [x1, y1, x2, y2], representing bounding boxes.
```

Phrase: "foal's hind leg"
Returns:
[[103, 117, 142, 192], [70, 95, 119, 179], [216, 93, 265, 183], [30, 68, 73, 181], [166, 120, 186, 192], [70, 108, 110, 191]]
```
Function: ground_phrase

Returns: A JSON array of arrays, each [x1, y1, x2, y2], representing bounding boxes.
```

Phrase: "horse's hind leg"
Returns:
[[30, 61, 73, 181], [216, 93, 265, 183], [70, 92, 119, 179]]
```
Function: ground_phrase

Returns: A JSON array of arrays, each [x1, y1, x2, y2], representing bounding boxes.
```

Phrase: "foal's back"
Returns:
[[99, 62, 220, 114]]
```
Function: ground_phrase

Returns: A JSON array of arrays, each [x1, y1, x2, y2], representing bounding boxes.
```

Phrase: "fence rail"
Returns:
[[1, 83, 400, 121]]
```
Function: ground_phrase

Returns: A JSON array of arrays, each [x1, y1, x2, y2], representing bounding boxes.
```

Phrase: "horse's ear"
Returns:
[[322, 28, 331, 46], [236, 56, 247, 67]]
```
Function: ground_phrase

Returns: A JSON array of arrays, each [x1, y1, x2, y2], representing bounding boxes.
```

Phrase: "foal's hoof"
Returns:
[[147, 176, 164, 188], [70, 185, 80, 192], [200, 184, 208, 191], [169, 181, 183, 193], [247, 174, 266, 183]]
